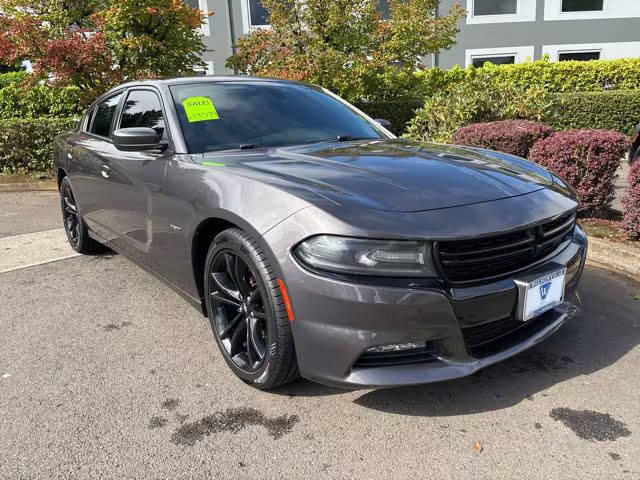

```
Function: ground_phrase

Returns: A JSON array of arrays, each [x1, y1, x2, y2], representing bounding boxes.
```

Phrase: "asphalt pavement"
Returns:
[[1, 191, 639, 480]]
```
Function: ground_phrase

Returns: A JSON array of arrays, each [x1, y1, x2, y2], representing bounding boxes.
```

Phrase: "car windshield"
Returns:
[[169, 81, 386, 153]]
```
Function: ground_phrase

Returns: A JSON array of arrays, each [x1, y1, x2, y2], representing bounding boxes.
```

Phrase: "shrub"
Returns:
[[415, 58, 640, 97], [0, 84, 84, 119], [546, 90, 640, 136], [622, 161, 640, 239], [529, 130, 630, 216], [354, 99, 423, 136], [0, 70, 27, 89], [451, 120, 554, 158], [0, 117, 79, 173], [404, 77, 550, 143]]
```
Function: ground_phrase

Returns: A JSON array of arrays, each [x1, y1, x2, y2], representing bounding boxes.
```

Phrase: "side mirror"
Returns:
[[113, 127, 162, 152], [374, 118, 392, 128]]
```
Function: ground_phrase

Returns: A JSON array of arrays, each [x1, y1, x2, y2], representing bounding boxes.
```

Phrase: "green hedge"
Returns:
[[0, 118, 79, 173], [0, 84, 84, 119], [354, 99, 423, 136], [416, 58, 640, 96], [546, 90, 640, 136], [0, 71, 28, 89]]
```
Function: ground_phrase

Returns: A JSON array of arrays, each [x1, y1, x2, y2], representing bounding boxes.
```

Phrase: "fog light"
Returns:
[[365, 342, 425, 353]]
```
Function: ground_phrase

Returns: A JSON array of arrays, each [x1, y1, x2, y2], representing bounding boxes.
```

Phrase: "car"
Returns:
[[53, 76, 587, 390]]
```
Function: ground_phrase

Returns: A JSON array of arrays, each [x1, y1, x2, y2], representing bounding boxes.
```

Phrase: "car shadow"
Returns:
[[275, 266, 640, 412]]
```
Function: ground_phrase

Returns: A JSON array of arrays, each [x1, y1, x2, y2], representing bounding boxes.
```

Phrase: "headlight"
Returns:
[[293, 235, 436, 277]]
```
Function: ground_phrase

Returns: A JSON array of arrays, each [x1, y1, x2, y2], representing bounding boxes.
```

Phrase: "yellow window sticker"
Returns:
[[183, 96, 219, 122]]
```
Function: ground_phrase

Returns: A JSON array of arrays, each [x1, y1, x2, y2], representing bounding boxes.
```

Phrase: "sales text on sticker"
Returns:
[[183, 97, 219, 122]]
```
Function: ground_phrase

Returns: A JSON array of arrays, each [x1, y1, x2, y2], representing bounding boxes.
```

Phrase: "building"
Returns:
[[189, 0, 640, 75]]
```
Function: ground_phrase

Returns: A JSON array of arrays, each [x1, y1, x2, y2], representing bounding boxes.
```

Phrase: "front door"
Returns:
[[98, 88, 171, 267]]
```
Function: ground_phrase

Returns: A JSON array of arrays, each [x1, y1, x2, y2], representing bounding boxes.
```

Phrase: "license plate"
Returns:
[[515, 267, 566, 322]]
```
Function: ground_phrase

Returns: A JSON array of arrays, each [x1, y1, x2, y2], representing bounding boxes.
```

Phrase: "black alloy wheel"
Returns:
[[204, 228, 299, 389], [59, 177, 105, 254], [209, 250, 268, 372], [61, 182, 80, 247]]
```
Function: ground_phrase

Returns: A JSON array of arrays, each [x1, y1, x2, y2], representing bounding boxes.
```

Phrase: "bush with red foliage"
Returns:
[[529, 129, 630, 216], [622, 160, 640, 239], [451, 120, 554, 158]]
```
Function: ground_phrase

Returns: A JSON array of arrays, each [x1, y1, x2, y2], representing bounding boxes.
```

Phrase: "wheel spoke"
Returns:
[[211, 272, 241, 301], [64, 196, 76, 212], [224, 253, 239, 290], [252, 309, 266, 320], [219, 312, 244, 339], [248, 316, 266, 361], [248, 288, 260, 303], [210, 291, 241, 307], [245, 318, 254, 366], [229, 319, 247, 358]]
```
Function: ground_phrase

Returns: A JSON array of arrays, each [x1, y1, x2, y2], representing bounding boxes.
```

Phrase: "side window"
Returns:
[[119, 90, 165, 138], [91, 93, 122, 138]]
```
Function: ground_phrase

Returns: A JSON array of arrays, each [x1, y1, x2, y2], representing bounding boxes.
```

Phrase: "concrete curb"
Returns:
[[587, 236, 640, 280], [0, 183, 57, 193]]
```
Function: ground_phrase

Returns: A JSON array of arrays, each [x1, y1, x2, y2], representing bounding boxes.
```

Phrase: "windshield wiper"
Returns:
[[336, 135, 379, 142]]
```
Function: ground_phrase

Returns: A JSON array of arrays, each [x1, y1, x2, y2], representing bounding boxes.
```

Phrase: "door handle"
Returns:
[[101, 165, 110, 178]]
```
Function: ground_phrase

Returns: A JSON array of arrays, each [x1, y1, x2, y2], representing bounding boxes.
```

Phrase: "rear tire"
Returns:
[[59, 177, 105, 254], [204, 228, 299, 390]]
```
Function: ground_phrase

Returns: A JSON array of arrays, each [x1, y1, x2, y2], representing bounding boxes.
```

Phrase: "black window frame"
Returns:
[[561, 0, 605, 13], [558, 50, 602, 62], [247, 0, 270, 27], [472, 0, 518, 16], [471, 54, 517, 68]]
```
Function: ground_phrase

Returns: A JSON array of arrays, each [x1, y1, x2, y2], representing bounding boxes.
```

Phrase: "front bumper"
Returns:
[[278, 226, 587, 389]]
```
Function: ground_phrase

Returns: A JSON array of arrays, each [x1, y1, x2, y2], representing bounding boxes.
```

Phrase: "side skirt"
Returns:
[[88, 230, 208, 316]]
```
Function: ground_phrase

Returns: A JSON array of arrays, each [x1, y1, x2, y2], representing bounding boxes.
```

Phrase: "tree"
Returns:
[[226, 0, 465, 102], [0, 0, 208, 102]]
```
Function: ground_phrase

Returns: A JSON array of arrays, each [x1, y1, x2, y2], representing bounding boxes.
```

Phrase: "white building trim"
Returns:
[[544, 0, 640, 21], [466, 0, 536, 24], [465, 46, 535, 67], [198, 0, 210, 36], [240, 0, 271, 34], [542, 41, 640, 61]]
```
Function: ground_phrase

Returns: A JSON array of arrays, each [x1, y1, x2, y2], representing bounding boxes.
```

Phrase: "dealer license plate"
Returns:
[[516, 267, 566, 322]]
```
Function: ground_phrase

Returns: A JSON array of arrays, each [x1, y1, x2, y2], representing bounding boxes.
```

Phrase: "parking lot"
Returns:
[[1, 191, 639, 479]]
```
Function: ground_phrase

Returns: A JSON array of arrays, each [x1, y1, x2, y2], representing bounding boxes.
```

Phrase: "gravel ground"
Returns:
[[0, 192, 639, 480]]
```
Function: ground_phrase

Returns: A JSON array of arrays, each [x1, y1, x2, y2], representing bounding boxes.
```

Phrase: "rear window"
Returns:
[[169, 81, 383, 153]]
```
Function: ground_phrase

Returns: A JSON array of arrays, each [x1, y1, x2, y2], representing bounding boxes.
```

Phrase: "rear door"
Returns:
[[97, 87, 172, 267], [67, 92, 124, 239]]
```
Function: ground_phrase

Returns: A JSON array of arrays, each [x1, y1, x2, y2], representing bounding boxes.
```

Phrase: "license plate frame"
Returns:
[[514, 266, 567, 322]]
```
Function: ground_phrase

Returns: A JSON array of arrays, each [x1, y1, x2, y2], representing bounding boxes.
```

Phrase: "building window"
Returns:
[[558, 51, 601, 61], [543, 42, 640, 61], [472, 55, 516, 67], [465, 46, 534, 67], [467, 0, 536, 24], [545, 0, 640, 20], [474, 0, 517, 16], [561, 0, 604, 12], [185, 0, 210, 36], [249, 0, 269, 26]]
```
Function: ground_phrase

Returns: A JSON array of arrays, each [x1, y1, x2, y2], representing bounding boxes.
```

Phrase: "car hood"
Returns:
[[200, 139, 554, 212]]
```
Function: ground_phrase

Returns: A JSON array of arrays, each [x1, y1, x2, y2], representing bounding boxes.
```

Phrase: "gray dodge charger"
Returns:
[[53, 77, 587, 390]]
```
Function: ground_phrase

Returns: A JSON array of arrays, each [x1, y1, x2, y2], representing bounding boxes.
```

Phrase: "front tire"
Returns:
[[204, 228, 299, 390], [59, 177, 105, 254]]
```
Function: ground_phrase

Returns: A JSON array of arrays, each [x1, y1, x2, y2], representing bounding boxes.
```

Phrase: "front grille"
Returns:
[[462, 317, 522, 351], [436, 211, 576, 283], [352, 344, 437, 369]]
